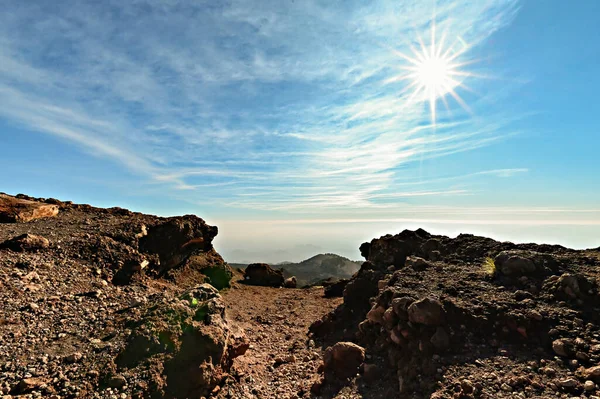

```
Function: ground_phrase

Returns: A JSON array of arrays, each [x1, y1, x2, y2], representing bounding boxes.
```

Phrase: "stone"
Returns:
[[407, 297, 446, 326], [585, 381, 596, 392], [366, 305, 386, 325], [460, 379, 474, 394], [244, 263, 284, 287], [13, 378, 46, 394], [494, 252, 536, 276], [115, 284, 248, 398], [583, 365, 600, 379], [108, 375, 127, 388], [559, 378, 579, 389], [323, 342, 366, 379], [0, 194, 59, 223], [391, 297, 415, 320], [406, 256, 431, 271], [1, 234, 49, 252], [283, 276, 297, 288], [366, 236, 411, 268], [65, 352, 83, 363], [552, 338, 575, 357]]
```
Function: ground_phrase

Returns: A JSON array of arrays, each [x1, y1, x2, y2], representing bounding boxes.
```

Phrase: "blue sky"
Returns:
[[1, 0, 599, 262]]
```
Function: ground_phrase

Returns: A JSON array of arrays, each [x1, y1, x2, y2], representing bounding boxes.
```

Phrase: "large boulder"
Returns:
[[115, 284, 249, 398], [366, 235, 412, 268], [0, 193, 59, 223], [139, 216, 218, 271], [244, 263, 284, 287], [494, 250, 560, 277], [137, 217, 232, 289]]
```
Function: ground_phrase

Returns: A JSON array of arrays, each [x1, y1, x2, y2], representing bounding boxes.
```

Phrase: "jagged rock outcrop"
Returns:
[[311, 228, 600, 398], [115, 284, 249, 398], [244, 263, 285, 287], [0, 193, 59, 223]]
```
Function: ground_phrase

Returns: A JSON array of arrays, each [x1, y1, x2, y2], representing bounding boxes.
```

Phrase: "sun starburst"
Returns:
[[386, 20, 474, 125]]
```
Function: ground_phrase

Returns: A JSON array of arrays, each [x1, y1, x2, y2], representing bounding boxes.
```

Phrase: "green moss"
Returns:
[[193, 304, 210, 322], [202, 266, 233, 290]]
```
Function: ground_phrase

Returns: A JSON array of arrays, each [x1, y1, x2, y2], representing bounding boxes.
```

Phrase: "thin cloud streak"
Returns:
[[0, 0, 524, 214]]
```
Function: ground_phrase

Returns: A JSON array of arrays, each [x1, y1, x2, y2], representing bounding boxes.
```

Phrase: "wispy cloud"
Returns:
[[0, 0, 525, 213]]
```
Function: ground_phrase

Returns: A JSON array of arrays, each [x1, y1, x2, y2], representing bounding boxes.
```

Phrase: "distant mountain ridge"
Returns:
[[230, 253, 362, 287], [279, 253, 362, 286]]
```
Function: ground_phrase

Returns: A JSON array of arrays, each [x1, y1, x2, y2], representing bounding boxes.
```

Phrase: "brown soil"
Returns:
[[217, 275, 343, 399]]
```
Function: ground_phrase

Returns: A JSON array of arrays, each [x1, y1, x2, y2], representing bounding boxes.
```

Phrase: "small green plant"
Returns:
[[482, 257, 496, 276]]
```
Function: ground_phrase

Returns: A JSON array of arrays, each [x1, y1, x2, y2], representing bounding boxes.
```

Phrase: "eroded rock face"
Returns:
[[244, 263, 285, 287], [0, 193, 59, 223], [115, 284, 249, 398], [139, 216, 218, 270]]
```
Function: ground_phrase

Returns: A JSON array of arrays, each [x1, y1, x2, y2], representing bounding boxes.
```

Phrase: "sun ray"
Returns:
[[387, 17, 479, 125]]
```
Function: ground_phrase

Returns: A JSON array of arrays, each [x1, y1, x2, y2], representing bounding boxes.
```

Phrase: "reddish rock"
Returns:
[[0, 193, 59, 223], [1, 233, 49, 252], [244, 263, 284, 287], [323, 342, 366, 379]]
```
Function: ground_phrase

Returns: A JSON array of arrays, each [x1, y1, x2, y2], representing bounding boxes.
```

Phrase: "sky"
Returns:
[[1, 0, 599, 263]]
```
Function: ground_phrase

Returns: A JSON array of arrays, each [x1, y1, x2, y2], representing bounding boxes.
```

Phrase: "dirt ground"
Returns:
[[219, 276, 343, 399]]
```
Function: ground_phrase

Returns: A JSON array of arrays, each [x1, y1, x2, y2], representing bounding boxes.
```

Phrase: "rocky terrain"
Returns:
[[2, 192, 600, 399], [0, 194, 245, 398], [310, 229, 600, 398]]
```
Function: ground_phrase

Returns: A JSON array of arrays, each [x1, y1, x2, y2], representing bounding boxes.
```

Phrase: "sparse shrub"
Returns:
[[482, 257, 496, 276]]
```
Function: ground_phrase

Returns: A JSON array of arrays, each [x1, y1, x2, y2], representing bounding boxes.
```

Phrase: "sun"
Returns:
[[386, 21, 473, 125]]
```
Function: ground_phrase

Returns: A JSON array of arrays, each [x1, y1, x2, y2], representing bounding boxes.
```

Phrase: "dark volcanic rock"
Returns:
[[312, 228, 600, 398], [139, 216, 218, 271], [324, 278, 350, 298], [244, 263, 285, 287], [115, 284, 249, 398]]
